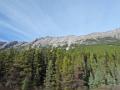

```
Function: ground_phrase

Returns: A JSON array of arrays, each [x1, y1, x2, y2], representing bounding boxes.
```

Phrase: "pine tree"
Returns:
[[45, 50, 57, 89]]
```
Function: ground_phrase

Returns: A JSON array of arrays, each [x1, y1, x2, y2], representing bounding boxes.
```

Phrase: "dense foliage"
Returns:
[[0, 44, 120, 90]]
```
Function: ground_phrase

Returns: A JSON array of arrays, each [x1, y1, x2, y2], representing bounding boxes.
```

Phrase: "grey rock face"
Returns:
[[1, 28, 120, 49], [30, 29, 120, 47], [0, 41, 28, 49], [0, 42, 6, 47]]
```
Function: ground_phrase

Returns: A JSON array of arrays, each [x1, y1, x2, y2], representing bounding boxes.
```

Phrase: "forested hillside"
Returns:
[[0, 45, 120, 90]]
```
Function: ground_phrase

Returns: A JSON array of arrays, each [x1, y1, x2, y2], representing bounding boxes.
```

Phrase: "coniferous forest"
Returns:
[[0, 44, 120, 90]]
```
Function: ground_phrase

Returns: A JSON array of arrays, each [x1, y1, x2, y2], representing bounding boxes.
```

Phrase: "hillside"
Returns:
[[1, 28, 120, 49]]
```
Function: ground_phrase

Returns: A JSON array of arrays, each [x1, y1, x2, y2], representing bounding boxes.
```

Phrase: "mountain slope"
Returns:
[[1, 28, 120, 49], [30, 28, 120, 47]]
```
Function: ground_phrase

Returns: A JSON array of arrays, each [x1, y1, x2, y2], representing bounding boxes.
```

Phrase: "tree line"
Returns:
[[0, 44, 120, 90]]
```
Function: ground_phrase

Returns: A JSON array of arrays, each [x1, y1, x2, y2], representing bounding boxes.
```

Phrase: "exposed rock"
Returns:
[[30, 28, 120, 47], [1, 28, 120, 49], [0, 42, 6, 47]]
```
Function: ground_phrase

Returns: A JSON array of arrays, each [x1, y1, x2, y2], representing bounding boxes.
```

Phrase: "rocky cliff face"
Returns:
[[1, 28, 120, 49]]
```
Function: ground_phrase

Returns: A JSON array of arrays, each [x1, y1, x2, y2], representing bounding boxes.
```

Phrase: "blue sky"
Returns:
[[0, 0, 120, 41]]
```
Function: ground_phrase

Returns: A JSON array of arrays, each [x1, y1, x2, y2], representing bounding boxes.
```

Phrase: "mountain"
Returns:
[[1, 28, 120, 49], [30, 28, 120, 47], [0, 41, 28, 49]]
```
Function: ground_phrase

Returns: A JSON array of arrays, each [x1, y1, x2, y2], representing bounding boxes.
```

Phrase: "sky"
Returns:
[[0, 0, 120, 41]]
